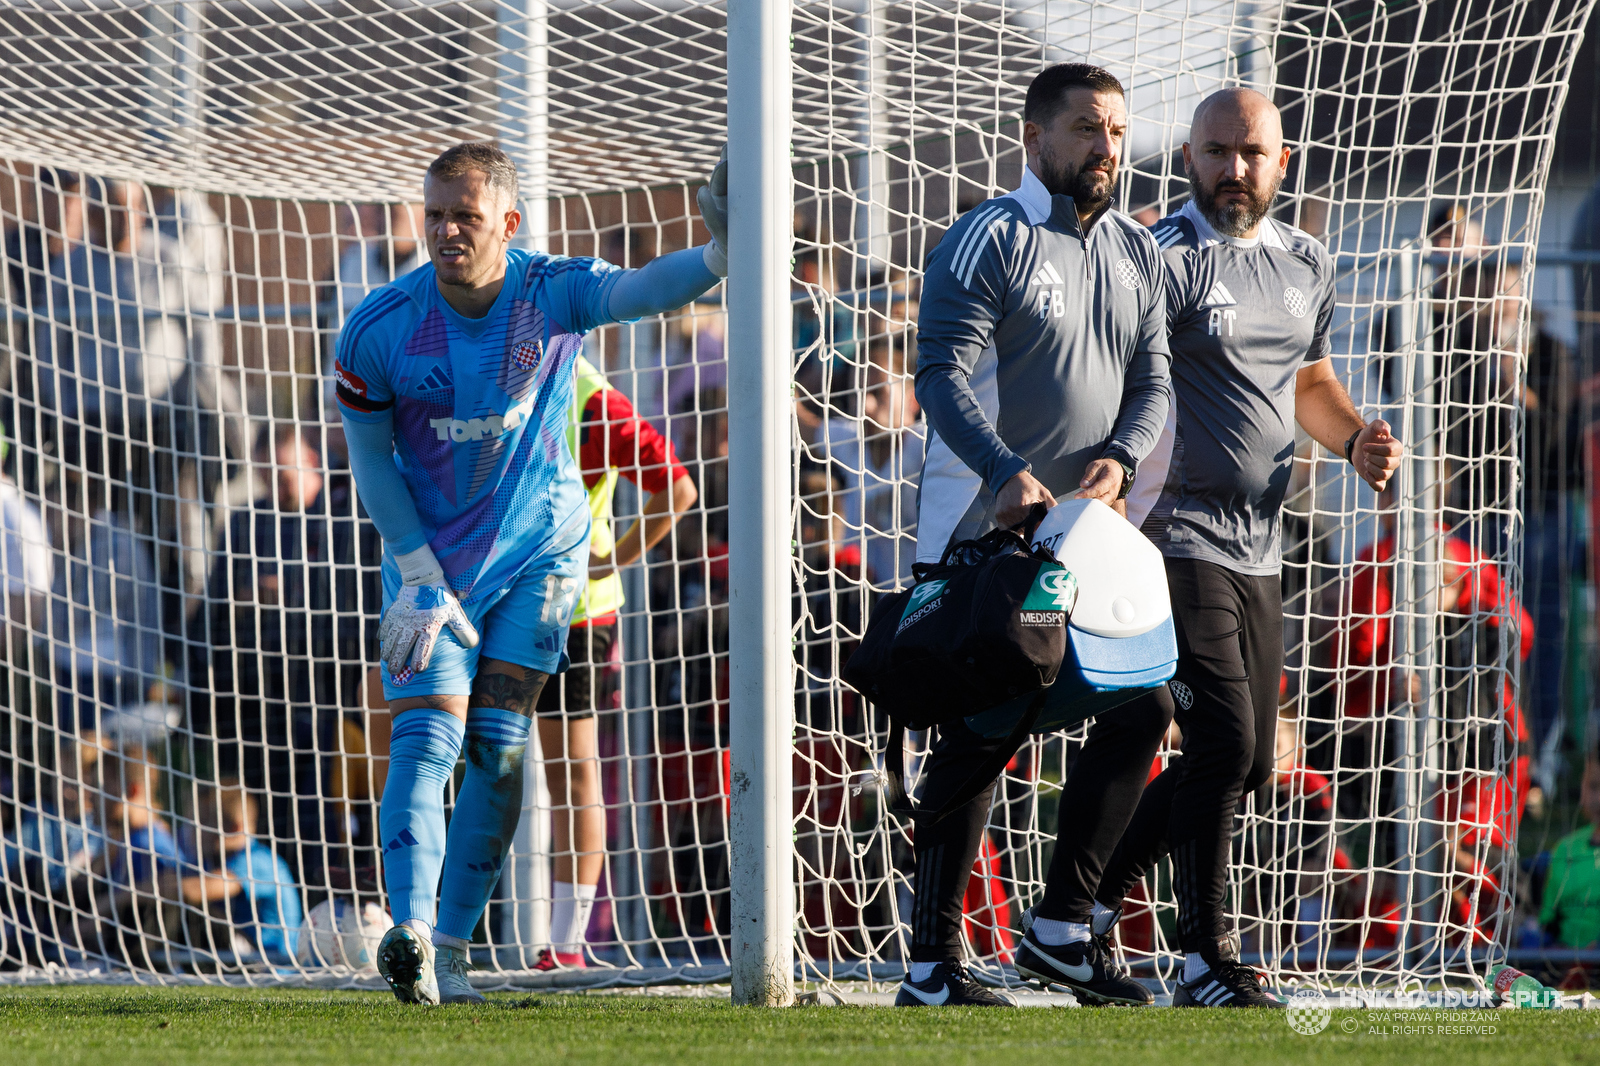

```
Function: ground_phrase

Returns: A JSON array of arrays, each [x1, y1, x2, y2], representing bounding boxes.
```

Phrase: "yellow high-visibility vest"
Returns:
[[568, 356, 623, 625]]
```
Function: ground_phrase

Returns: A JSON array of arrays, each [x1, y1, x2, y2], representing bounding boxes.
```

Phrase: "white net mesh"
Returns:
[[0, 0, 1592, 992]]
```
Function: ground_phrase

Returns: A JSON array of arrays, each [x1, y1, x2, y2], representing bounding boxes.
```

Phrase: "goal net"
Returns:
[[0, 0, 1590, 993]]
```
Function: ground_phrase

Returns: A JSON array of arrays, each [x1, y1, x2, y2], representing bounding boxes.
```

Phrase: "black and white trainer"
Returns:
[[1014, 929, 1154, 1006], [1172, 939, 1284, 1008], [894, 962, 1016, 1007]]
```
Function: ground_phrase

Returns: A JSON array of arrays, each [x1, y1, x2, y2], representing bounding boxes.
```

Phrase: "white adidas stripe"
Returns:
[[1155, 227, 1184, 249], [949, 205, 1006, 285], [1038, 260, 1063, 285], [959, 216, 1007, 288], [947, 205, 1001, 282]]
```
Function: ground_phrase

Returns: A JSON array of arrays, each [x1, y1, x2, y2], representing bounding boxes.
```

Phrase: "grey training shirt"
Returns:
[[914, 167, 1171, 563], [1126, 201, 1337, 575]]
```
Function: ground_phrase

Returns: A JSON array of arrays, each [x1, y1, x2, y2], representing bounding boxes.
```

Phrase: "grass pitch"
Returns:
[[0, 986, 1595, 1066]]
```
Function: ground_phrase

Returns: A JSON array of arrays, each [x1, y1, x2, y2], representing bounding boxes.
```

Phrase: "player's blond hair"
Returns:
[[426, 141, 519, 208]]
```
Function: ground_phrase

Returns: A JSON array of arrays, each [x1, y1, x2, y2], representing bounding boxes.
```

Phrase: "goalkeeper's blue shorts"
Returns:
[[377, 541, 585, 700]]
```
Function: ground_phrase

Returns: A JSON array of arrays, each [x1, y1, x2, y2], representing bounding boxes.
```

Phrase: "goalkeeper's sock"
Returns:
[[908, 962, 939, 982], [435, 707, 531, 940], [380, 709, 466, 928], [551, 882, 598, 955], [1030, 917, 1091, 946], [1090, 901, 1119, 936], [1182, 954, 1210, 983]]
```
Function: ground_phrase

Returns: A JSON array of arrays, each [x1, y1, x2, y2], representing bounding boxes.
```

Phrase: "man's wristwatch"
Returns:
[[1112, 457, 1137, 500], [1343, 427, 1363, 466]]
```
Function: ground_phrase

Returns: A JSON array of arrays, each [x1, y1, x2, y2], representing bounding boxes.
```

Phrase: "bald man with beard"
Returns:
[[1081, 89, 1403, 1007]]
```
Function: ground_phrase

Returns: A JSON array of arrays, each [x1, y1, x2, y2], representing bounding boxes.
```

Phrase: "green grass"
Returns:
[[0, 986, 1596, 1066]]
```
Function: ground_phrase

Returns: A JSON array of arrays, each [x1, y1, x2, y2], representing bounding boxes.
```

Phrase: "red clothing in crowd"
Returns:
[[574, 386, 688, 627], [576, 386, 687, 494], [1341, 532, 1532, 947], [1338, 532, 1532, 721]]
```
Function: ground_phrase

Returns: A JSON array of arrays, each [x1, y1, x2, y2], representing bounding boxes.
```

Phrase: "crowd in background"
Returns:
[[0, 168, 1596, 979]]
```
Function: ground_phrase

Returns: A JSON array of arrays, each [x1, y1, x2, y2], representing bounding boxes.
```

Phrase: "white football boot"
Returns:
[[435, 942, 486, 1005], [376, 925, 440, 1005]]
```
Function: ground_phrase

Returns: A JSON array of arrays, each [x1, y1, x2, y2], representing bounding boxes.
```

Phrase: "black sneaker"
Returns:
[[895, 961, 1015, 1007], [1172, 938, 1284, 1008], [1014, 929, 1154, 1005]]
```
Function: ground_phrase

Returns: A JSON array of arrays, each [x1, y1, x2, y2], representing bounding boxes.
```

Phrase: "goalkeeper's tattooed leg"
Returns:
[[435, 660, 551, 948], [468, 664, 548, 717]]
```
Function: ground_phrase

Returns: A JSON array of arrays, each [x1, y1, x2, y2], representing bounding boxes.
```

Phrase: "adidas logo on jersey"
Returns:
[[1029, 261, 1064, 287], [1201, 281, 1238, 308], [417, 365, 452, 393]]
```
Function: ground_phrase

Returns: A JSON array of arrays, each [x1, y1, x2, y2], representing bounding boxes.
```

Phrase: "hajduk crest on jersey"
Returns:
[[513, 338, 544, 371]]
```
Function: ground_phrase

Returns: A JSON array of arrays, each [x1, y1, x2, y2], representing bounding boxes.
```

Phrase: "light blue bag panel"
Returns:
[[964, 618, 1177, 738]]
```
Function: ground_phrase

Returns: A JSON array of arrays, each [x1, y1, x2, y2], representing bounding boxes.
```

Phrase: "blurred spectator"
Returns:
[[43, 177, 245, 602], [319, 204, 425, 426], [198, 425, 369, 872], [1334, 513, 1533, 862], [1374, 202, 1488, 402], [0, 452, 53, 610], [1438, 262, 1521, 546], [334, 203, 424, 324], [649, 384, 729, 952], [663, 300, 727, 456], [92, 745, 184, 889], [822, 338, 925, 588], [1518, 293, 1582, 754], [0, 734, 103, 966], [194, 781, 302, 962], [792, 224, 858, 442], [52, 479, 165, 729], [1430, 203, 1485, 258], [1540, 757, 1600, 949], [4, 167, 82, 311], [87, 745, 240, 967], [3, 736, 101, 898]]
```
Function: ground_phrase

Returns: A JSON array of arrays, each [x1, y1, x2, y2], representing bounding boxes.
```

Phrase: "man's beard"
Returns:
[[1037, 147, 1116, 215], [1187, 162, 1282, 237]]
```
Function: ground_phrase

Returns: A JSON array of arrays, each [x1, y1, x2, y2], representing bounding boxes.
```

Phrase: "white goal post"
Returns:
[[0, 0, 1592, 1003]]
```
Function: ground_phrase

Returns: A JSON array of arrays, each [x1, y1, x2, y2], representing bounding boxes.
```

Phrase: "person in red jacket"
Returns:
[[1336, 524, 1532, 946]]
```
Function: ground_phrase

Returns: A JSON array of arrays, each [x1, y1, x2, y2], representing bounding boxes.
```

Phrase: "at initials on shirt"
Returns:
[[1035, 287, 1064, 318], [1208, 308, 1237, 337]]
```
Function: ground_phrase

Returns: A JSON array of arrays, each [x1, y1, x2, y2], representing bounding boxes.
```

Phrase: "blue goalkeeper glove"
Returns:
[[380, 544, 479, 681], [697, 144, 729, 277]]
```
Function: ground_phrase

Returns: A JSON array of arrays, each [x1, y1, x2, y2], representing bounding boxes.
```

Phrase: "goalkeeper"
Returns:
[[336, 141, 727, 1005], [1097, 88, 1403, 1007]]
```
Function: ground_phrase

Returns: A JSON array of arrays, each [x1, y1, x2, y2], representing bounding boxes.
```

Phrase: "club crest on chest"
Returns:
[[512, 338, 544, 371]]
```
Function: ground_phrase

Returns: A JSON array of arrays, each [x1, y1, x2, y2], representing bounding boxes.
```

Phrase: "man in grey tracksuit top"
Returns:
[[895, 63, 1174, 1009], [1091, 88, 1400, 1009]]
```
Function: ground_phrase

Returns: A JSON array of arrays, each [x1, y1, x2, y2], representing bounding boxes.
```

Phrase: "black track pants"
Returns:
[[1094, 557, 1283, 953], [908, 689, 1173, 962]]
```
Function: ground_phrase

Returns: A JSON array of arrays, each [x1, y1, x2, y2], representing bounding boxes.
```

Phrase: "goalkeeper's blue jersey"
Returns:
[[335, 248, 623, 603]]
